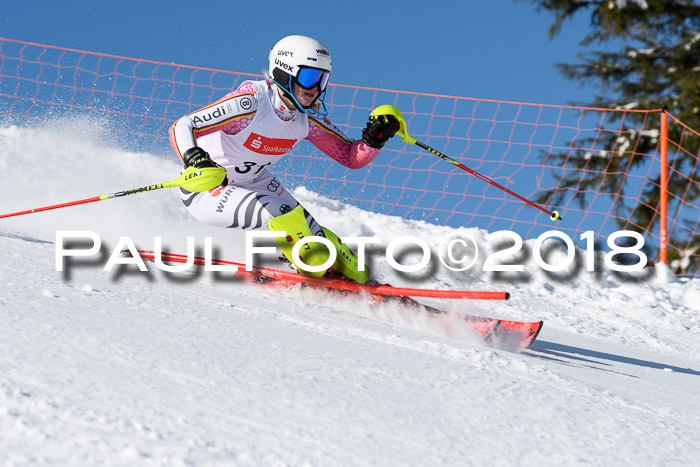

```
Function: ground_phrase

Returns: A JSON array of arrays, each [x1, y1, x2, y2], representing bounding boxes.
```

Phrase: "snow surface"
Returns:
[[1, 122, 699, 466]]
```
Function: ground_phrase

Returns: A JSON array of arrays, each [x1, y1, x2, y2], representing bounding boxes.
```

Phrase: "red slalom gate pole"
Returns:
[[138, 251, 510, 300]]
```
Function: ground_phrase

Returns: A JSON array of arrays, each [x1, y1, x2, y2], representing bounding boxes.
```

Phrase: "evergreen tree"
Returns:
[[519, 0, 700, 274]]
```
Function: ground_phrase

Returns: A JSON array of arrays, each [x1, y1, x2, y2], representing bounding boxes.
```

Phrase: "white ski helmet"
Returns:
[[268, 35, 332, 109]]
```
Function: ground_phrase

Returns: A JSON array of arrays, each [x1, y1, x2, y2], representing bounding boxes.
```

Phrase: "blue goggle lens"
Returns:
[[296, 67, 331, 91]]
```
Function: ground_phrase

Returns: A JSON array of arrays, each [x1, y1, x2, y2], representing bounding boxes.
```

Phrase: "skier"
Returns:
[[168, 35, 400, 284]]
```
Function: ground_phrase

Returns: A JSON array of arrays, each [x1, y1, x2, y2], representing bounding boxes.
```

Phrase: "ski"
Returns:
[[248, 271, 542, 347], [134, 250, 543, 347], [135, 250, 510, 300]]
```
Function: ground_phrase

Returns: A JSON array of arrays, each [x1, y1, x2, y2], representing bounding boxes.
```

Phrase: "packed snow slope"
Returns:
[[1, 123, 699, 466]]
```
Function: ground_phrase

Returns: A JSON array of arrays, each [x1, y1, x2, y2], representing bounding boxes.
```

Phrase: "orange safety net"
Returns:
[[1, 37, 697, 276]]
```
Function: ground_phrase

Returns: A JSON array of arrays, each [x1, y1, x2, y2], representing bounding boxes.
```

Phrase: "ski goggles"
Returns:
[[295, 67, 331, 91]]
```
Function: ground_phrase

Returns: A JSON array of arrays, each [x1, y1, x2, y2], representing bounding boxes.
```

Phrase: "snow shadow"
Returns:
[[529, 341, 700, 377], [0, 231, 53, 245]]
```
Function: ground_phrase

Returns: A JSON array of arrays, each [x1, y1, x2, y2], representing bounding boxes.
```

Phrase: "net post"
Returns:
[[659, 108, 669, 266]]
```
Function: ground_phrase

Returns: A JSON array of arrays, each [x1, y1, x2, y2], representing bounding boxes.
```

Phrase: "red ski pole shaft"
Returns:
[[0, 195, 105, 219], [0, 183, 171, 220], [0, 165, 228, 220], [0, 183, 168, 219], [414, 141, 562, 221], [370, 104, 562, 222]]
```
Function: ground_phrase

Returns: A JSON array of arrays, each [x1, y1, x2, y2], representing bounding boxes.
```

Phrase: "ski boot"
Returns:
[[267, 205, 370, 284]]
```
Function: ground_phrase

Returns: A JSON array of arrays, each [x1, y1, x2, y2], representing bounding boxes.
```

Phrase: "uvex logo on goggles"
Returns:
[[296, 67, 330, 91]]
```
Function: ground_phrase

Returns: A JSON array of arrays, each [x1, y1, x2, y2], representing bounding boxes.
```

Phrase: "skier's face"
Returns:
[[292, 82, 319, 108]]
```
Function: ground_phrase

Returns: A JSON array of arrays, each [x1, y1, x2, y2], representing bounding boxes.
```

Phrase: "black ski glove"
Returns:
[[362, 114, 400, 149], [182, 146, 228, 187]]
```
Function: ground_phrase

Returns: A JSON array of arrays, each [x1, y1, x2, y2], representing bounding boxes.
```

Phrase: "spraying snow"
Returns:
[[1, 123, 699, 465]]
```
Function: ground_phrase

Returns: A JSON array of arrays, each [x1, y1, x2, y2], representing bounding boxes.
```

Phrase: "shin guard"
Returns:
[[268, 206, 330, 278]]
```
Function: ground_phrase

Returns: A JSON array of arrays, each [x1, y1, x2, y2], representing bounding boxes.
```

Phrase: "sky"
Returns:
[[1, 0, 601, 106]]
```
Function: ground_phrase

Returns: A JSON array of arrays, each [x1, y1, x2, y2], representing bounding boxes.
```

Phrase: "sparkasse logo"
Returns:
[[243, 133, 296, 155]]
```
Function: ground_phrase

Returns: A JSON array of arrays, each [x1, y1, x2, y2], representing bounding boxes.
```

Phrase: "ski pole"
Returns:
[[0, 165, 226, 219], [371, 105, 562, 222]]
